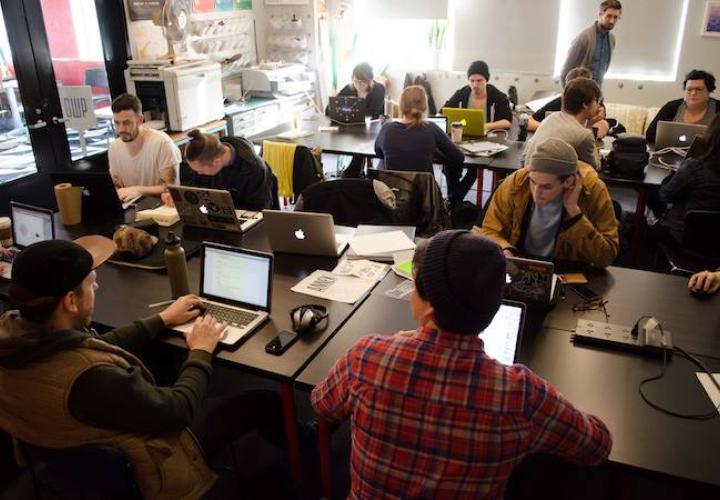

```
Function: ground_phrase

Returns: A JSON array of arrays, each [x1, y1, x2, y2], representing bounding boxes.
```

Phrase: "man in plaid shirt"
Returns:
[[312, 230, 612, 499]]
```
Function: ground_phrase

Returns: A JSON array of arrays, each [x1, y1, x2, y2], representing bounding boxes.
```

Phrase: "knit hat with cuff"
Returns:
[[416, 230, 506, 334]]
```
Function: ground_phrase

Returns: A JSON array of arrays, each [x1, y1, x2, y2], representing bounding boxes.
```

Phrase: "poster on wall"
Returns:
[[702, 1, 720, 36], [128, 0, 164, 21]]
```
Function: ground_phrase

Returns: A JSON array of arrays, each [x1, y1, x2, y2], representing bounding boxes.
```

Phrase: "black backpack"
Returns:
[[606, 133, 649, 178]]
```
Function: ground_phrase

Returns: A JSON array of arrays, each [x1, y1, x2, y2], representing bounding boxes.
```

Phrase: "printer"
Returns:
[[125, 60, 224, 131], [241, 62, 314, 98]]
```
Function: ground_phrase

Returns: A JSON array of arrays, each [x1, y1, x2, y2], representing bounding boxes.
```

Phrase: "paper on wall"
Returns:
[[291, 270, 374, 304]]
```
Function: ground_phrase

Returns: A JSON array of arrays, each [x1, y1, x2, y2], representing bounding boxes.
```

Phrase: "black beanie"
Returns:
[[417, 230, 506, 334], [467, 60, 490, 80]]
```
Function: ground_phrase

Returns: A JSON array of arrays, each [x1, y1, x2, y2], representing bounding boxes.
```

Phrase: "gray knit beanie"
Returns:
[[417, 230, 506, 334], [528, 138, 579, 177], [467, 60, 490, 80]]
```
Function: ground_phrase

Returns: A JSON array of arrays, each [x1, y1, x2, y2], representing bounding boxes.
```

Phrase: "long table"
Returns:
[[296, 266, 720, 497], [45, 215, 367, 489]]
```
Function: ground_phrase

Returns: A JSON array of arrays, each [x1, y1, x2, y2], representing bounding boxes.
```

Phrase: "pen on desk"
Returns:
[[148, 300, 173, 308]]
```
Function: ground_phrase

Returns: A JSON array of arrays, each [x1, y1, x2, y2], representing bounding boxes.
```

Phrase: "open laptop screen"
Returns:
[[202, 245, 272, 310], [11, 204, 54, 248], [478, 301, 525, 365], [427, 116, 448, 134]]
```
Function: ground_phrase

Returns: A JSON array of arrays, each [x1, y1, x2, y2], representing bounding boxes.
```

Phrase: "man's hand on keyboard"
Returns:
[[159, 295, 205, 326], [186, 314, 228, 353]]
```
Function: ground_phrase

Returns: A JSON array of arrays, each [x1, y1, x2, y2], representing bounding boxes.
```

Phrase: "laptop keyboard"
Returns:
[[1, 248, 20, 263], [205, 304, 259, 327]]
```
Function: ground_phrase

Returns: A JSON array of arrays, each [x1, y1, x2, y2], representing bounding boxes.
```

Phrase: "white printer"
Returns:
[[125, 60, 224, 131], [241, 62, 314, 98]]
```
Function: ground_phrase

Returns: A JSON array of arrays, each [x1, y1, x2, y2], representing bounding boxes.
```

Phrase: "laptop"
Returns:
[[328, 96, 366, 124], [654, 121, 708, 150], [504, 256, 560, 306], [478, 300, 526, 365], [441, 107, 485, 137], [1, 202, 55, 279], [173, 243, 273, 348], [263, 210, 350, 257], [50, 171, 138, 223], [169, 186, 263, 233], [427, 115, 448, 134]]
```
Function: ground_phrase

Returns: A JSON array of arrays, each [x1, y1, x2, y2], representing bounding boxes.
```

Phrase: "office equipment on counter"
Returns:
[[125, 60, 224, 131], [241, 62, 314, 98]]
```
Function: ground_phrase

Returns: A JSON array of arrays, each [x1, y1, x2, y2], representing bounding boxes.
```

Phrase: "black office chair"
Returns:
[[16, 440, 141, 500], [297, 178, 395, 227], [659, 210, 720, 275]]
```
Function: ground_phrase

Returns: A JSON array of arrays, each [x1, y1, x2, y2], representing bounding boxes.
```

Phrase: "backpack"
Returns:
[[606, 133, 649, 178]]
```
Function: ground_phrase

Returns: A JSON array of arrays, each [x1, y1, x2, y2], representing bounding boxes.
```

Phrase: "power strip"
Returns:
[[572, 319, 673, 357]]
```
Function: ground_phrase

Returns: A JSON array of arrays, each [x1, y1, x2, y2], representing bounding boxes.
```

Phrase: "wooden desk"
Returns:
[[297, 268, 720, 497]]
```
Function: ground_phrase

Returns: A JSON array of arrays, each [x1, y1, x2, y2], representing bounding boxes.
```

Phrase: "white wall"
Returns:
[[339, 0, 720, 108]]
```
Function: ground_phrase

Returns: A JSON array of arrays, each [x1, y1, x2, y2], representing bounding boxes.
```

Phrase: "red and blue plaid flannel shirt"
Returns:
[[311, 326, 611, 499]]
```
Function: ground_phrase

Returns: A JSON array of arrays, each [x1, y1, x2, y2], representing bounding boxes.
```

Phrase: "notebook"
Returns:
[[168, 186, 263, 233], [655, 121, 708, 150], [345, 225, 416, 262], [172, 243, 273, 348], [328, 96, 366, 124], [504, 256, 560, 306], [441, 107, 486, 137], [263, 210, 351, 257], [1, 202, 56, 279], [478, 300, 526, 365]]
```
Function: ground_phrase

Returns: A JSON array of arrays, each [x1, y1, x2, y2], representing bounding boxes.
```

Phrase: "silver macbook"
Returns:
[[1, 202, 55, 280], [168, 186, 262, 233], [173, 243, 273, 347], [263, 210, 349, 257], [478, 300, 526, 365], [655, 121, 708, 150]]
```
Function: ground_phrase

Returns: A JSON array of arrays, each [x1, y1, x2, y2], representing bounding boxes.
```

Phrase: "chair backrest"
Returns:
[[374, 169, 450, 236], [683, 210, 720, 257], [298, 179, 394, 227], [604, 103, 648, 135]]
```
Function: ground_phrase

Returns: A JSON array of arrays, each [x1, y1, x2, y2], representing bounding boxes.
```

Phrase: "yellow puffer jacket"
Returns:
[[476, 162, 619, 268]]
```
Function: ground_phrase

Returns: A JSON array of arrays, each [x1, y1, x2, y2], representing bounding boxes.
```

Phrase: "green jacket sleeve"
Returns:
[[98, 315, 166, 355], [68, 349, 213, 434]]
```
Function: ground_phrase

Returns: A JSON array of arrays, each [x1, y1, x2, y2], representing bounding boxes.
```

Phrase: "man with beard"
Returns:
[[108, 93, 182, 202], [560, 0, 622, 88]]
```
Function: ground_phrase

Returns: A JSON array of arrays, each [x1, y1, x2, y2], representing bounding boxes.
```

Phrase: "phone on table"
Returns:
[[571, 284, 601, 302], [265, 330, 299, 355]]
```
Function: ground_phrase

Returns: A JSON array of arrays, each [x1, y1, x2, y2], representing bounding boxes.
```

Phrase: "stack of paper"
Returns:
[[291, 270, 375, 304], [136, 205, 180, 227], [459, 141, 509, 157], [347, 230, 416, 262]]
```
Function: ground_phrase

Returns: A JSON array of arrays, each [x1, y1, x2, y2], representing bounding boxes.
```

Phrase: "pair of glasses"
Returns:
[[572, 298, 610, 321], [685, 88, 707, 94]]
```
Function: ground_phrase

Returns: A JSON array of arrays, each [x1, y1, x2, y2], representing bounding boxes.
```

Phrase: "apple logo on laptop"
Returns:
[[294, 229, 306, 240], [679, 134, 687, 142], [506, 273, 512, 284], [199, 204, 209, 215]]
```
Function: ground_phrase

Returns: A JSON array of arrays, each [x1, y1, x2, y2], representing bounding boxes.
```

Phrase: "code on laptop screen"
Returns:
[[203, 246, 271, 309], [479, 304, 523, 365]]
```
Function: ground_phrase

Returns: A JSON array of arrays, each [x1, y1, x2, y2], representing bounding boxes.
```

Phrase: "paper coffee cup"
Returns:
[[54, 183, 83, 225]]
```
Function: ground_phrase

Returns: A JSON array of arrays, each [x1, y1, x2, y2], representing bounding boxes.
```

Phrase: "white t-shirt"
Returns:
[[109, 128, 181, 187]]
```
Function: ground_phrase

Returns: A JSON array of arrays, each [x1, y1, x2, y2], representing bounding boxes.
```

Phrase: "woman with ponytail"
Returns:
[[374, 85, 465, 203], [180, 129, 278, 211]]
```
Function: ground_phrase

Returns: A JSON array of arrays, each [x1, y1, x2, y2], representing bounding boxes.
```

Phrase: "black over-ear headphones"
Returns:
[[289, 304, 329, 335]]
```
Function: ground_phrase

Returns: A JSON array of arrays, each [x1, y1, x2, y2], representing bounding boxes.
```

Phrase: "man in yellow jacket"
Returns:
[[477, 137, 618, 268]]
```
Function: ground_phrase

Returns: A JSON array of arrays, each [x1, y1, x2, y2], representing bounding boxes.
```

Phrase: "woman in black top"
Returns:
[[443, 60, 512, 131], [335, 62, 385, 119], [654, 113, 720, 243], [180, 129, 278, 211], [375, 85, 466, 205], [646, 69, 720, 144]]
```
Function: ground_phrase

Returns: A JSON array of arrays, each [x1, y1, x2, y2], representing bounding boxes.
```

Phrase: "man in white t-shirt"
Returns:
[[108, 93, 181, 202]]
